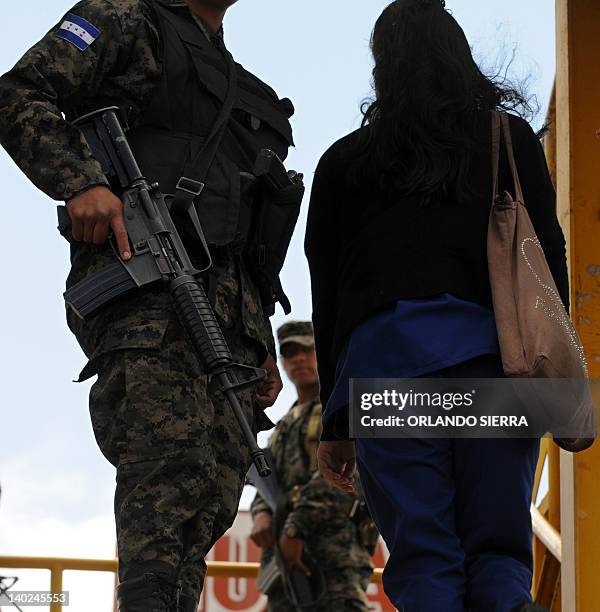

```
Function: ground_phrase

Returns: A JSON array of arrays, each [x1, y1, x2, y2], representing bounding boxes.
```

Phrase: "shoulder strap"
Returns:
[[499, 112, 525, 204], [491, 110, 501, 201], [170, 42, 238, 213]]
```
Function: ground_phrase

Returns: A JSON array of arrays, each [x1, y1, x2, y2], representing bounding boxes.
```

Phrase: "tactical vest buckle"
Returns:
[[176, 177, 205, 196]]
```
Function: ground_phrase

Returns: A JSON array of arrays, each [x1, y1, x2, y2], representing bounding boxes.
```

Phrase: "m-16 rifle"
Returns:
[[57, 107, 301, 478], [247, 456, 326, 609]]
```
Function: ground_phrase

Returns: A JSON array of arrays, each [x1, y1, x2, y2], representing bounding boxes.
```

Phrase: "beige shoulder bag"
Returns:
[[488, 111, 595, 452]]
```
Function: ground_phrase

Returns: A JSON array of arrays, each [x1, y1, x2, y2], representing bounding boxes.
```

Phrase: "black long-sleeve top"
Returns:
[[304, 112, 569, 418]]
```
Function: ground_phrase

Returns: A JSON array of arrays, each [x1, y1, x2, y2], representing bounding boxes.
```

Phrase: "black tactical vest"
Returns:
[[128, 0, 294, 248]]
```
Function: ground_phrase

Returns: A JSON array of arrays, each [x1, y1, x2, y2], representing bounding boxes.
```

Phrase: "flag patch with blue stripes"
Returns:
[[56, 13, 101, 51]]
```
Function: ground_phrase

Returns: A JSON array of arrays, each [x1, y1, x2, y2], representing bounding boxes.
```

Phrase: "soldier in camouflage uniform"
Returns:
[[0, 2, 296, 611], [250, 322, 379, 611]]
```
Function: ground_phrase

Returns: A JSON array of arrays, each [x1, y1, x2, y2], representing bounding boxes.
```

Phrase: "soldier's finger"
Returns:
[[92, 221, 110, 245], [255, 531, 273, 548], [250, 533, 262, 547], [110, 212, 131, 260], [295, 557, 311, 577], [83, 221, 95, 243], [70, 218, 84, 242], [256, 532, 273, 549]]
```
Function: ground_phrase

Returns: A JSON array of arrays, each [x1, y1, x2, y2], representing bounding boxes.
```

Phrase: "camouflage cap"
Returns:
[[277, 321, 314, 349]]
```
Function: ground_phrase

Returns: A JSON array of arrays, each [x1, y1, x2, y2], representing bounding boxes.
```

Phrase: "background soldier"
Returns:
[[250, 321, 378, 611], [0, 1, 296, 610]]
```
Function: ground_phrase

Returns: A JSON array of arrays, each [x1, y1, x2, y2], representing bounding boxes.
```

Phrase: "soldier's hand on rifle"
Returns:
[[256, 354, 282, 408], [250, 512, 274, 548], [317, 440, 356, 493], [278, 534, 311, 576], [67, 185, 131, 260]]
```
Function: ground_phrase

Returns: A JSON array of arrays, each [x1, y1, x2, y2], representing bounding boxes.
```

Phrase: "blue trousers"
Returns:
[[355, 356, 540, 612]]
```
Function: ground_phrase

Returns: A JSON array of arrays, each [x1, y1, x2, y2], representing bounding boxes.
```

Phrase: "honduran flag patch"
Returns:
[[56, 13, 101, 51]]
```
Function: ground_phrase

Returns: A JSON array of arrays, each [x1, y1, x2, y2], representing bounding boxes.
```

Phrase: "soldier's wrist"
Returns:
[[282, 517, 304, 540], [64, 177, 110, 202]]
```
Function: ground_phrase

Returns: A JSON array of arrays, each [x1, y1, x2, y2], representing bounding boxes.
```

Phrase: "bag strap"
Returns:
[[491, 110, 501, 200], [499, 112, 526, 203], [171, 40, 238, 213]]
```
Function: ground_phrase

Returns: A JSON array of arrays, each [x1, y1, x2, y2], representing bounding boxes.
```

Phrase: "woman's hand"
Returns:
[[256, 353, 283, 408], [317, 440, 356, 492]]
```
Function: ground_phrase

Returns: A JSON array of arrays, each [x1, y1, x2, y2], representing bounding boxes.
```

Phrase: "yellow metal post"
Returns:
[[556, 0, 600, 610], [49, 563, 63, 612], [537, 88, 563, 612], [548, 443, 562, 612], [542, 84, 563, 547]]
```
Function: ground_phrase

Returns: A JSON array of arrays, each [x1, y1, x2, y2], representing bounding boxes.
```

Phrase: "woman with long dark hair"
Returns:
[[305, 1, 566, 610]]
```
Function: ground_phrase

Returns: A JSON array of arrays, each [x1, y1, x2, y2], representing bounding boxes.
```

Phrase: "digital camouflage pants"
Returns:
[[88, 312, 262, 600], [69, 251, 273, 605]]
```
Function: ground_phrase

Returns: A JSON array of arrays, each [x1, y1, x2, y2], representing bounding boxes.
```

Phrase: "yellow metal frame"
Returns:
[[555, 2, 600, 610], [528, 87, 564, 612], [532, 438, 562, 610], [531, 4, 600, 610], [0, 556, 383, 612]]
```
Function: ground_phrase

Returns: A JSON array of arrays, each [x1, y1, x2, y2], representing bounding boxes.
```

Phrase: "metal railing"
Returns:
[[0, 555, 383, 612], [530, 433, 563, 610], [531, 504, 562, 564]]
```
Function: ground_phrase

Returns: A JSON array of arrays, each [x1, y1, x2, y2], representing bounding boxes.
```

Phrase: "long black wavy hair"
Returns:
[[350, 0, 533, 204]]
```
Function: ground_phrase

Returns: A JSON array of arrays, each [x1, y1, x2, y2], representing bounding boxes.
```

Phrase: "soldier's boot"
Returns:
[[176, 592, 198, 612], [116, 573, 177, 612]]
